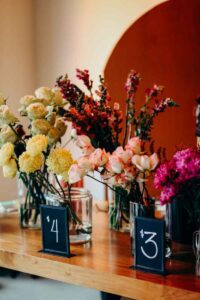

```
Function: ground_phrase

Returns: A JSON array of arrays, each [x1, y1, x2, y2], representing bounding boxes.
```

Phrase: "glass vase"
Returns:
[[46, 187, 93, 244], [108, 187, 130, 232], [193, 230, 200, 276], [18, 176, 46, 229]]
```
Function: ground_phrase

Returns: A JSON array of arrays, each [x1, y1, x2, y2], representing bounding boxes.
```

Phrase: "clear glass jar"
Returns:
[[46, 188, 93, 244]]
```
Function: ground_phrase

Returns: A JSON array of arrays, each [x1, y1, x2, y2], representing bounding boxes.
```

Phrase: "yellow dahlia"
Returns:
[[31, 119, 51, 135], [46, 148, 74, 175], [0, 143, 14, 166], [0, 125, 18, 146], [19, 151, 43, 174], [26, 134, 48, 156]]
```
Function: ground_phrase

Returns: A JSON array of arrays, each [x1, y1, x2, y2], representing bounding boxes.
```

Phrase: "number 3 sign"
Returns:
[[134, 217, 165, 275]]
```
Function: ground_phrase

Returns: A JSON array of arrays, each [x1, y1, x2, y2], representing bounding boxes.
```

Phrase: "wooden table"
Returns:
[[0, 210, 200, 300]]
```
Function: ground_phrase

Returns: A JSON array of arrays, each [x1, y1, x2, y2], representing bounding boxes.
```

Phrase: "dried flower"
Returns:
[[0, 94, 5, 106], [47, 127, 60, 145], [19, 152, 43, 174], [55, 118, 67, 137], [26, 134, 48, 156]]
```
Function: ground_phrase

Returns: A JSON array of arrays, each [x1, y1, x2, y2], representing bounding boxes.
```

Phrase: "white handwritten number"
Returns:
[[140, 230, 158, 259], [51, 219, 59, 243]]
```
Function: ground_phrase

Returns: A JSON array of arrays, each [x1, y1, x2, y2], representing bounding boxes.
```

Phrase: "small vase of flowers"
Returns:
[[154, 147, 200, 244]]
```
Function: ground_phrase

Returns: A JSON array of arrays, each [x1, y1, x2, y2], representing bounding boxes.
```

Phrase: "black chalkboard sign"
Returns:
[[40, 205, 71, 257], [134, 217, 165, 275]]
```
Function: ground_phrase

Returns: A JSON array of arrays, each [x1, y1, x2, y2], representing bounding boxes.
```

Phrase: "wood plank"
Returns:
[[0, 211, 200, 299]]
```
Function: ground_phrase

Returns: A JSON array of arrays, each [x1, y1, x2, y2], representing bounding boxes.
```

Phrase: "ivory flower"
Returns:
[[52, 88, 63, 106], [35, 87, 53, 101], [55, 118, 67, 137], [0, 105, 18, 126], [125, 137, 141, 154], [31, 119, 51, 135], [3, 159, 17, 178], [19, 152, 43, 174], [132, 153, 159, 171], [0, 143, 14, 166], [20, 95, 38, 107], [90, 148, 108, 167], [26, 134, 48, 156], [68, 164, 85, 184], [26, 103, 48, 120], [0, 125, 17, 146], [46, 148, 74, 175]]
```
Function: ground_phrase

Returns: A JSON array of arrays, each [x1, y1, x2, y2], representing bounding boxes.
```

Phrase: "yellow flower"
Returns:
[[51, 88, 63, 106], [0, 143, 14, 166], [46, 148, 74, 175], [0, 125, 17, 146], [35, 87, 53, 101], [31, 119, 51, 135], [3, 158, 17, 178], [55, 118, 67, 137], [20, 95, 38, 107], [19, 151, 43, 174], [46, 112, 56, 125], [0, 94, 5, 106], [26, 103, 47, 120], [48, 127, 60, 145], [0, 105, 18, 126], [26, 134, 48, 156]]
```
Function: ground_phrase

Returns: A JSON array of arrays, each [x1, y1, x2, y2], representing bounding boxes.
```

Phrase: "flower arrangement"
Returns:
[[0, 88, 75, 227], [154, 147, 200, 226], [56, 69, 178, 229]]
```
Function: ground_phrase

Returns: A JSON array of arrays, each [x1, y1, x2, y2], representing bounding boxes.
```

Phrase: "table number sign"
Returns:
[[40, 205, 71, 257], [134, 217, 165, 275]]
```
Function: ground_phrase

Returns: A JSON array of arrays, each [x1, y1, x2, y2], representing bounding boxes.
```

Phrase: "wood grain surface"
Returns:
[[0, 211, 200, 299]]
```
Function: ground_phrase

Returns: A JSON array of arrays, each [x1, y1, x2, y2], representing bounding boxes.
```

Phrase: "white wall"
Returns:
[[0, 0, 167, 201]]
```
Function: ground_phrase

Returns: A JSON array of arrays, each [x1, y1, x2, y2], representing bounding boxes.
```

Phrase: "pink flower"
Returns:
[[113, 146, 132, 164], [160, 185, 177, 205], [90, 148, 109, 167], [76, 135, 95, 155], [108, 155, 124, 174], [78, 156, 94, 172], [125, 137, 141, 154], [68, 164, 85, 184]]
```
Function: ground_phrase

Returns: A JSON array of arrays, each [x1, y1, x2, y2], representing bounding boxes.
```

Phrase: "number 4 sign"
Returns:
[[134, 217, 165, 275], [40, 205, 71, 257]]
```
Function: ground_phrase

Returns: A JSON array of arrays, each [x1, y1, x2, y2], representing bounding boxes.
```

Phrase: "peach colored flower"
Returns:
[[68, 164, 85, 184], [90, 148, 108, 167], [125, 137, 142, 154], [108, 155, 124, 174], [78, 156, 94, 172], [113, 146, 132, 164]]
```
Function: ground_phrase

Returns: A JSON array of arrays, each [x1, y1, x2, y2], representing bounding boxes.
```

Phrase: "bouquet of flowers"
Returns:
[[154, 147, 200, 227], [0, 88, 76, 227], [55, 69, 178, 230]]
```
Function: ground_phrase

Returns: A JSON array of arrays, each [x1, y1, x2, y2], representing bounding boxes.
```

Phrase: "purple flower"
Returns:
[[125, 70, 141, 98]]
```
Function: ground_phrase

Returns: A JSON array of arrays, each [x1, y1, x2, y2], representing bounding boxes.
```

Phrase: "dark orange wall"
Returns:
[[104, 0, 200, 159]]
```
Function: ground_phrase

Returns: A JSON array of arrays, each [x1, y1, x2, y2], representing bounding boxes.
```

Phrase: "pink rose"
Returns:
[[68, 164, 85, 184], [90, 148, 109, 167], [76, 135, 92, 148], [113, 146, 132, 164], [125, 137, 142, 154], [108, 154, 124, 174]]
